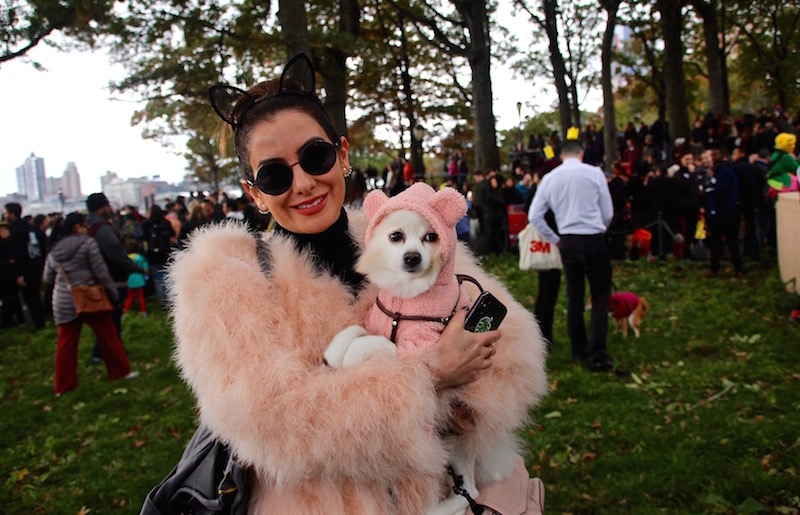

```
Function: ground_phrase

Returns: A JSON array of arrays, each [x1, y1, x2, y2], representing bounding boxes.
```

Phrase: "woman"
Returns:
[[140, 205, 175, 309], [486, 174, 509, 255], [43, 213, 137, 396], [153, 55, 547, 513], [177, 200, 210, 248]]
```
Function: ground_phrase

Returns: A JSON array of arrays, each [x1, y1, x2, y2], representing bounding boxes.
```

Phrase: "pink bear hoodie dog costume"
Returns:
[[363, 183, 473, 354]]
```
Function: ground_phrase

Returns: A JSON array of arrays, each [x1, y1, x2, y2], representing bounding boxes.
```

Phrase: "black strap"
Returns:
[[446, 465, 490, 515], [375, 274, 484, 343]]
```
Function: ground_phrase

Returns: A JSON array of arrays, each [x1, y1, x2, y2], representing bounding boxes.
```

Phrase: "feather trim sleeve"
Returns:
[[168, 222, 446, 487]]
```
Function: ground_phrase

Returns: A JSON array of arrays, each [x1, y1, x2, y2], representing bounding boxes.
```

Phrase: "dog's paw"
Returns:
[[324, 325, 368, 368], [340, 335, 396, 368]]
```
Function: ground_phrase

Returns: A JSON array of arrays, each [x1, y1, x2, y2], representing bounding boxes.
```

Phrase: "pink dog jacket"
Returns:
[[362, 183, 472, 355]]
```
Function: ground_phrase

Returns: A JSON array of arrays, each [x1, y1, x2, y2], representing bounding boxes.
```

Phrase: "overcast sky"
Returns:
[[1, 26, 599, 197]]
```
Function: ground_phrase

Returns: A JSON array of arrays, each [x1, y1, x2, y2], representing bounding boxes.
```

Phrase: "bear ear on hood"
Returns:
[[363, 189, 389, 220], [429, 187, 468, 227]]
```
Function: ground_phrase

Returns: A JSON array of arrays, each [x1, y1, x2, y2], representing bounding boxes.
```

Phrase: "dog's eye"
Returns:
[[423, 233, 439, 243], [389, 231, 404, 242]]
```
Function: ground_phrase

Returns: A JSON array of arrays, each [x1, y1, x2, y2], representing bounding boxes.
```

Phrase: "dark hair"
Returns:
[[231, 79, 339, 182], [126, 240, 141, 254], [49, 212, 85, 247], [561, 140, 584, 156], [4, 202, 22, 219], [64, 212, 86, 233], [149, 204, 165, 220]]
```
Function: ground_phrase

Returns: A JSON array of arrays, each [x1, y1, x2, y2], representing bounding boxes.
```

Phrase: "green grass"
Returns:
[[2, 254, 799, 514]]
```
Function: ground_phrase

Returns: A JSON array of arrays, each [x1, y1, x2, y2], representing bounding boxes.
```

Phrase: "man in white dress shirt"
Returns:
[[528, 135, 615, 372]]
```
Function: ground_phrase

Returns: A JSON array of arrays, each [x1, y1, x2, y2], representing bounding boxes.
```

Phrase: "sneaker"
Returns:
[[124, 371, 140, 380], [588, 356, 615, 372], [790, 310, 800, 322]]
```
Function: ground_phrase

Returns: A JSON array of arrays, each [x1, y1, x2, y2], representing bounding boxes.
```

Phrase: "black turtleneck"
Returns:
[[273, 209, 366, 295]]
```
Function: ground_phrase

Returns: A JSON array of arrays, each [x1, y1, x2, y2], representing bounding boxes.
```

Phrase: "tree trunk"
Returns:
[[569, 81, 582, 129], [454, 0, 500, 172], [658, 0, 690, 141], [319, 0, 361, 138], [543, 0, 572, 136], [277, 0, 312, 60], [601, 0, 620, 172], [278, 0, 359, 138], [692, 0, 728, 115], [397, 18, 424, 178]]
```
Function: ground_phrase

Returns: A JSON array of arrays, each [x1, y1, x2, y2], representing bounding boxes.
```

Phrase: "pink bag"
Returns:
[[467, 455, 545, 514]]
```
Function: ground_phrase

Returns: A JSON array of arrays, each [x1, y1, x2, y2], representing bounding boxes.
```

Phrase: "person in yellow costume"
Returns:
[[767, 132, 800, 200]]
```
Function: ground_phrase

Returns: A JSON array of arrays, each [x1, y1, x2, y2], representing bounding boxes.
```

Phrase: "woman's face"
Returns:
[[242, 110, 349, 234]]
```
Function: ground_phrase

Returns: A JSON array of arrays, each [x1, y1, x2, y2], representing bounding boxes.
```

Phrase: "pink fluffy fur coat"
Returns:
[[168, 208, 548, 514]]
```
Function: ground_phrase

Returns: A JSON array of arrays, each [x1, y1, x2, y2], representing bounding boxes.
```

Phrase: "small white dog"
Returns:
[[326, 184, 516, 515]]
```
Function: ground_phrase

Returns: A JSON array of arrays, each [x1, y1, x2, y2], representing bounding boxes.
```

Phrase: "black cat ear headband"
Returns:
[[208, 53, 319, 132]]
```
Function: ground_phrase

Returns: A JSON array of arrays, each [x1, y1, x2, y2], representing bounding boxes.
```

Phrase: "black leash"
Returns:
[[375, 274, 484, 343], [446, 464, 490, 515]]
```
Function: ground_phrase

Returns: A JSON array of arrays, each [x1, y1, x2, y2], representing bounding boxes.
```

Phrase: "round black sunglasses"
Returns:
[[246, 140, 340, 196]]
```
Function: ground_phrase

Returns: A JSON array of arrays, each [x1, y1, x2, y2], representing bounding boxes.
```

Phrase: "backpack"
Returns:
[[140, 424, 249, 515], [147, 221, 174, 264]]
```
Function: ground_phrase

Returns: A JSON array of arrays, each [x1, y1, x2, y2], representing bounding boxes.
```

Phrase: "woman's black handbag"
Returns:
[[140, 424, 249, 515]]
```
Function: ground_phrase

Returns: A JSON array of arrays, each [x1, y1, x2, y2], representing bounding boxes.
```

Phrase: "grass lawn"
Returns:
[[2, 252, 799, 514]]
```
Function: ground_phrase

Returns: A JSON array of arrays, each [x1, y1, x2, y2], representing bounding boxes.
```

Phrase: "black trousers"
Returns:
[[559, 234, 612, 364], [20, 271, 45, 328], [535, 268, 561, 350], [707, 217, 742, 273]]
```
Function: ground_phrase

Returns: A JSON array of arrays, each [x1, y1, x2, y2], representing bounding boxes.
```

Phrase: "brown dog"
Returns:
[[609, 292, 649, 337]]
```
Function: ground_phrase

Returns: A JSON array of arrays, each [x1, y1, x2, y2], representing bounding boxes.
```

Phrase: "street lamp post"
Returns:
[[412, 124, 426, 180], [516, 101, 523, 150]]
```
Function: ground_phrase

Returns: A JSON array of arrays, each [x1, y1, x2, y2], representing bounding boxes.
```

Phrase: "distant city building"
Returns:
[[16, 153, 46, 201], [101, 171, 119, 192], [103, 175, 152, 210], [62, 162, 82, 198]]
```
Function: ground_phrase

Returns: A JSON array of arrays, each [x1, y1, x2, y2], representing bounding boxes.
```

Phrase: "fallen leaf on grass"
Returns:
[[566, 397, 579, 404], [583, 453, 597, 461], [590, 420, 602, 429], [134, 440, 147, 448], [549, 380, 558, 392], [77, 506, 90, 515], [42, 405, 52, 412], [544, 411, 562, 419], [11, 469, 29, 482], [582, 493, 593, 501]]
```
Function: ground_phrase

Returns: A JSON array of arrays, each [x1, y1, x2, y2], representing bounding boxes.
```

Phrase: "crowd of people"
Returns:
[[2, 50, 797, 513], [1, 191, 271, 393]]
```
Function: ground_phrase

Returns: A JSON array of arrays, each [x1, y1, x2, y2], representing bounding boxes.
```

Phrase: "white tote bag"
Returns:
[[518, 223, 563, 271]]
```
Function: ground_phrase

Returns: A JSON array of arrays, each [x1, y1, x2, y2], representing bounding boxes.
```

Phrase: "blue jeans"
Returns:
[[150, 263, 168, 309]]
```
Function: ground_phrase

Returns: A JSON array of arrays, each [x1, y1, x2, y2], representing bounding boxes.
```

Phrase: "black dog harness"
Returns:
[[374, 274, 483, 344]]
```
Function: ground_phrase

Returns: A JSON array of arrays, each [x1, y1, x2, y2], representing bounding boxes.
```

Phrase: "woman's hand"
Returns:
[[429, 309, 501, 390]]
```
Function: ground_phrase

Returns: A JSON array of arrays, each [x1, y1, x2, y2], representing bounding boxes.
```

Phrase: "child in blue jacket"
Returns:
[[124, 241, 149, 317]]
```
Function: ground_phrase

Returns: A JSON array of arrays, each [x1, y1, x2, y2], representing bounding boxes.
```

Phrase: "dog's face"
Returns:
[[357, 210, 444, 298]]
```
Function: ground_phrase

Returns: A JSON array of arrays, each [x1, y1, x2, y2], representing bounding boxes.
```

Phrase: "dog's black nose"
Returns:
[[403, 251, 422, 269]]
